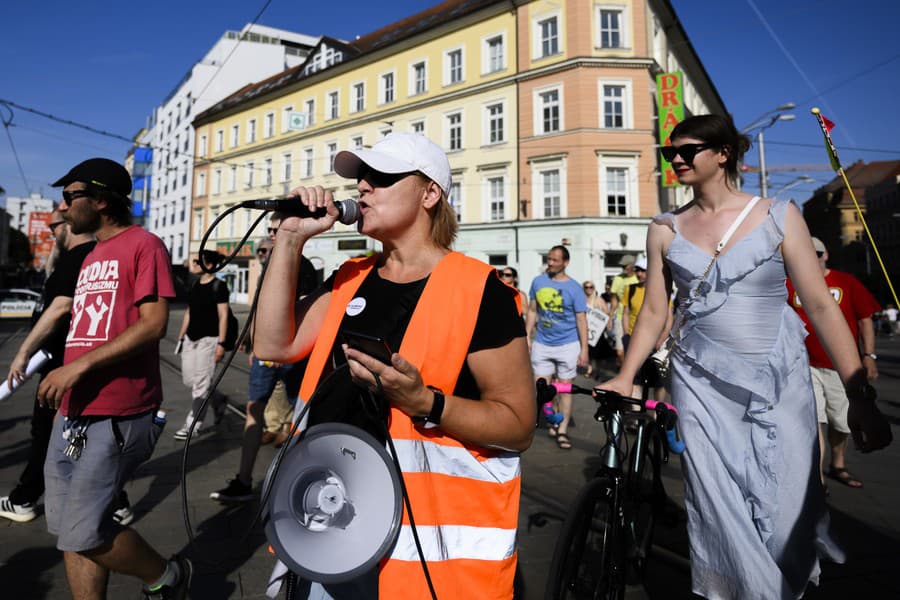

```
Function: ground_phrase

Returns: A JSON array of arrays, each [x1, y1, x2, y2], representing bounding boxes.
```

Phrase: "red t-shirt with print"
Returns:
[[62, 226, 175, 417], [786, 269, 880, 369]]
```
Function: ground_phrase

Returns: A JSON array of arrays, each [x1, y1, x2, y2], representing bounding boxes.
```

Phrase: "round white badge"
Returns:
[[346, 297, 366, 317]]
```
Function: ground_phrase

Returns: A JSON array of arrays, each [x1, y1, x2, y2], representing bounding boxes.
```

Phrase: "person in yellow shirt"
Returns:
[[609, 255, 638, 366], [622, 258, 669, 400]]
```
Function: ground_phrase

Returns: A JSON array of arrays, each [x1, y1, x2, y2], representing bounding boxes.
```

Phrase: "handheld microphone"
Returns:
[[240, 198, 360, 225]]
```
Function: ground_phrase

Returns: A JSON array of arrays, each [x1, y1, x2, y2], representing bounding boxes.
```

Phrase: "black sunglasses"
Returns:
[[500, 271, 514, 277], [583, 284, 595, 289], [257, 247, 270, 255], [659, 143, 712, 163], [815, 251, 824, 258], [48, 220, 66, 231], [268, 227, 279, 235], [61, 189, 92, 206], [361, 169, 416, 189]]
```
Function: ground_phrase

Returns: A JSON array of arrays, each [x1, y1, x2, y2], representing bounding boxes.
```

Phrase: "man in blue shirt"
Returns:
[[526, 245, 588, 449]]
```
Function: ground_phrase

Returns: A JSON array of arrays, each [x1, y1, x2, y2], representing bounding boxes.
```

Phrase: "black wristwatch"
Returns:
[[413, 386, 445, 429]]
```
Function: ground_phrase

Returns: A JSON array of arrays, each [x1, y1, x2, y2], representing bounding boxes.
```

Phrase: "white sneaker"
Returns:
[[173, 420, 216, 441], [0, 496, 37, 523]]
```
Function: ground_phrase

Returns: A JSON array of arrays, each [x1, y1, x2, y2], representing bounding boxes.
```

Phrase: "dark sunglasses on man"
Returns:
[[659, 143, 712, 163], [48, 220, 66, 234], [61, 189, 92, 206]]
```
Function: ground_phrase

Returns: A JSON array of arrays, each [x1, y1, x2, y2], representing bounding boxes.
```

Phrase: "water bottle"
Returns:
[[153, 409, 167, 428]]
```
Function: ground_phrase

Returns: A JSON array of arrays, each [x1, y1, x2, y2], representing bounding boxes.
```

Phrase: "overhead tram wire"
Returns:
[[1, 103, 33, 195]]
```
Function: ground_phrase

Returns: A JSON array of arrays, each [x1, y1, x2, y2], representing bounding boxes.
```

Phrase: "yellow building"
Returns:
[[192, 0, 725, 296]]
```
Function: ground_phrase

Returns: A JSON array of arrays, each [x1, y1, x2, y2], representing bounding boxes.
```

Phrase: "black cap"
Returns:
[[52, 158, 132, 196]]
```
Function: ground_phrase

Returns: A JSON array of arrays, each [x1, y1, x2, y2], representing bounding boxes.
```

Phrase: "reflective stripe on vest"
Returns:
[[296, 251, 521, 598]]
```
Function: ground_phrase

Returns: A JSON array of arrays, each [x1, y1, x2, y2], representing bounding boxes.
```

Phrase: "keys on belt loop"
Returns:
[[63, 418, 88, 461]]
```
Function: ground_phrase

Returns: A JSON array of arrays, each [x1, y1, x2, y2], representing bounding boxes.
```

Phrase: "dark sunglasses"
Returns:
[[583, 284, 595, 289], [815, 251, 824, 258], [268, 227, 279, 235], [659, 143, 712, 163], [61, 189, 92, 205], [361, 169, 416, 189], [500, 271, 514, 277], [48, 220, 66, 232], [257, 248, 270, 255]]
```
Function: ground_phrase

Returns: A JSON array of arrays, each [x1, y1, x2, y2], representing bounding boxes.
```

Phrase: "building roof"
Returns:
[[818, 160, 900, 194], [194, 0, 505, 124]]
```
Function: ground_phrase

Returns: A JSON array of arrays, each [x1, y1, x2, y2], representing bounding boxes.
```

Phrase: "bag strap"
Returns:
[[668, 196, 761, 345]]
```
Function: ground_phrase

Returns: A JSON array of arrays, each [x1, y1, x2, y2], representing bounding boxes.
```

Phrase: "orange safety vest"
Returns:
[[298, 251, 521, 600]]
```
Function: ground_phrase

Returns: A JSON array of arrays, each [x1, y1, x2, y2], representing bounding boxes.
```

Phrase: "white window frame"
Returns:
[[481, 32, 507, 74], [303, 147, 314, 178], [281, 105, 294, 133], [530, 157, 568, 219], [379, 70, 396, 105], [482, 172, 508, 222], [449, 179, 463, 222], [443, 47, 464, 86], [350, 81, 366, 113], [228, 165, 237, 192], [264, 157, 273, 187], [244, 161, 255, 188], [483, 100, 506, 145], [598, 79, 633, 129], [327, 90, 340, 120], [533, 12, 561, 60], [409, 59, 428, 96], [215, 129, 224, 152], [597, 153, 639, 217], [351, 135, 364, 150], [198, 134, 208, 157], [230, 123, 240, 148], [193, 209, 204, 239], [595, 5, 628, 49], [212, 168, 222, 195], [444, 111, 463, 152], [196, 171, 206, 197], [410, 119, 425, 134], [280, 153, 292, 183], [325, 141, 338, 174], [264, 111, 275, 138], [304, 98, 316, 127], [247, 118, 257, 143], [533, 84, 564, 135], [379, 127, 392, 140]]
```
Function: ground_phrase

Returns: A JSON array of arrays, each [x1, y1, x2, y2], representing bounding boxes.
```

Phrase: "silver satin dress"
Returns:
[[657, 198, 844, 599]]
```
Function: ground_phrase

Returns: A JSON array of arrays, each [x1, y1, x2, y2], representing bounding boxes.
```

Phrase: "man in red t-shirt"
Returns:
[[37, 158, 189, 599], [786, 237, 880, 489]]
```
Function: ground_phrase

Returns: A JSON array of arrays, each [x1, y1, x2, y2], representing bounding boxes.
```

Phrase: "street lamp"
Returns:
[[741, 103, 796, 198], [772, 175, 815, 198]]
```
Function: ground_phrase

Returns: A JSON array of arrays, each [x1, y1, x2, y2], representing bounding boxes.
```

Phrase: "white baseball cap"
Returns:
[[334, 132, 452, 195], [634, 257, 648, 270], [811, 237, 826, 254]]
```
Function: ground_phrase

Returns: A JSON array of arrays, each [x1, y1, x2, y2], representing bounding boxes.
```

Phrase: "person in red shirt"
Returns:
[[786, 237, 880, 489]]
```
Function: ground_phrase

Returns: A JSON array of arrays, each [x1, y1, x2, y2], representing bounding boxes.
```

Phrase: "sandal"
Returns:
[[556, 434, 572, 450], [826, 467, 863, 488]]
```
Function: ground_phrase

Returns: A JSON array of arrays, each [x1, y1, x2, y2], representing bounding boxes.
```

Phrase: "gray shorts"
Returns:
[[44, 410, 163, 552]]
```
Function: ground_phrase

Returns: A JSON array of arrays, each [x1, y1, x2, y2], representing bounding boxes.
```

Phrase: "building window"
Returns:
[[379, 127, 392, 139], [196, 172, 206, 196], [352, 136, 364, 150], [326, 142, 337, 173], [305, 99, 315, 126], [410, 120, 425, 134], [247, 118, 257, 143], [212, 168, 222, 194], [228, 165, 237, 192], [244, 161, 254, 188], [328, 91, 339, 120], [282, 153, 292, 182], [598, 8, 624, 48], [599, 81, 632, 129], [488, 176, 505, 221], [264, 112, 275, 138], [483, 34, 505, 73], [486, 103, 504, 144], [183, 136, 189, 152], [411, 61, 427, 95], [282, 105, 293, 133], [380, 71, 395, 104], [352, 82, 365, 113], [230, 124, 240, 148], [215, 129, 224, 152], [193, 209, 204, 239], [303, 147, 314, 178], [199, 134, 208, 157], [537, 16, 559, 58], [540, 169, 561, 217], [449, 181, 462, 222], [445, 48, 463, 85], [605, 167, 628, 215], [537, 88, 561, 134], [446, 112, 462, 151], [264, 158, 273, 186]]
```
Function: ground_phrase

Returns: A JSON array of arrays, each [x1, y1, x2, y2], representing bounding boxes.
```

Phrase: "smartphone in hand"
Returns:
[[174, 339, 183, 355], [340, 330, 393, 364]]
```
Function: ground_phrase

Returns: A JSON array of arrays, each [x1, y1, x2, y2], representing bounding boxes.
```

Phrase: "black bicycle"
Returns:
[[541, 379, 685, 600]]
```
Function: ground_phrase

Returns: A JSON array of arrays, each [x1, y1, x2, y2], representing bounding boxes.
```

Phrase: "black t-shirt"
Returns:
[[186, 278, 230, 340], [34, 241, 96, 373]]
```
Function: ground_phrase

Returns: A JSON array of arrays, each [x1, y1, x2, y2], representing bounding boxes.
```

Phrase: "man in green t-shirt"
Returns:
[[609, 255, 638, 366]]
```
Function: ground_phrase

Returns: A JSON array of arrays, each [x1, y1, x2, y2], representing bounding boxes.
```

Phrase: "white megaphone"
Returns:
[[264, 422, 402, 583]]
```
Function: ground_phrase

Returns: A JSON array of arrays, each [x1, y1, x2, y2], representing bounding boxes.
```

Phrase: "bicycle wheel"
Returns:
[[545, 476, 623, 600], [625, 435, 660, 585]]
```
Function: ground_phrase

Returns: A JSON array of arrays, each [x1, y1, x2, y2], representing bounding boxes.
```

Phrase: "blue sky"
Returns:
[[2, 0, 898, 203]]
